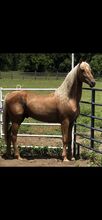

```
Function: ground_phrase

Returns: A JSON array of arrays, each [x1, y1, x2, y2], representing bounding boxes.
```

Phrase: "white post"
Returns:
[[71, 54, 75, 156], [0, 88, 2, 138], [71, 53, 74, 69]]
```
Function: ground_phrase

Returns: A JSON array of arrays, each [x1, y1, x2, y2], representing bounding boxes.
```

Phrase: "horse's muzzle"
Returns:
[[90, 80, 96, 87]]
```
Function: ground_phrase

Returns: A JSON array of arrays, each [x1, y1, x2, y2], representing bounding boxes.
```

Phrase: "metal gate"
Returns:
[[74, 88, 102, 156]]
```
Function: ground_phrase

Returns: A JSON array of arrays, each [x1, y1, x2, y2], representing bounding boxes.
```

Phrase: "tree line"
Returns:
[[0, 53, 102, 76]]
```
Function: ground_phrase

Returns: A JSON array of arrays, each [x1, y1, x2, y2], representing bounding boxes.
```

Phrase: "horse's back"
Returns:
[[4, 90, 59, 122]]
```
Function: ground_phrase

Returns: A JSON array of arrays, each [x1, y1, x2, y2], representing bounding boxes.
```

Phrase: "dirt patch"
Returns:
[[17, 136, 63, 148], [0, 156, 90, 167]]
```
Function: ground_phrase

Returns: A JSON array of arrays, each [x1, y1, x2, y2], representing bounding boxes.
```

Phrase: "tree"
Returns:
[[90, 54, 102, 76], [24, 54, 55, 72], [0, 54, 12, 70], [0, 53, 101, 76], [11, 54, 22, 70], [58, 58, 71, 72]]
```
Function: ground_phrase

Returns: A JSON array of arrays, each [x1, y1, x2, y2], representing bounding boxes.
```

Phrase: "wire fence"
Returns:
[[0, 71, 67, 80]]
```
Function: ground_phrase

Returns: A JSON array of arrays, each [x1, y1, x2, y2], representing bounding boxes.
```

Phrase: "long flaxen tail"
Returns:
[[3, 98, 10, 146]]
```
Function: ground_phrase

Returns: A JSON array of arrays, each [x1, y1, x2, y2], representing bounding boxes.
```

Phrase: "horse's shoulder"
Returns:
[[68, 99, 79, 112]]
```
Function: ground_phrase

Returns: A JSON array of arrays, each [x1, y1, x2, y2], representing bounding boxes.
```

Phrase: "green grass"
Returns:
[[0, 78, 62, 89], [0, 71, 63, 88], [81, 148, 102, 167]]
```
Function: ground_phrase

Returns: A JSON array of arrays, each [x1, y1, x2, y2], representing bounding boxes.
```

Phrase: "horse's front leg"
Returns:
[[61, 119, 69, 162], [67, 122, 75, 161]]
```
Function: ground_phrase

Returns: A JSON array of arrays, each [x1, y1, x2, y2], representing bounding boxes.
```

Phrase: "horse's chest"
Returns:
[[68, 100, 79, 118], [62, 100, 79, 119], [58, 97, 80, 121]]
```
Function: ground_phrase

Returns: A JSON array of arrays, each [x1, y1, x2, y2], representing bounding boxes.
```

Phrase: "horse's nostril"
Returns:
[[91, 80, 96, 87]]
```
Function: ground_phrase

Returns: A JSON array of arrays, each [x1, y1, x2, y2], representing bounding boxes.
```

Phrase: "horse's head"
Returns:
[[78, 61, 96, 88]]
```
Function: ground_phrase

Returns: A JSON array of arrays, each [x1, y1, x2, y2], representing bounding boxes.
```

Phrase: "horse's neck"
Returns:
[[55, 64, 82, 103], [69, 78, 82, 103]]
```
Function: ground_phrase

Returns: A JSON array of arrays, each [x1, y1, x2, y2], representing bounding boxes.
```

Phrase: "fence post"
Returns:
[[91, 89, 95, 148], [73, 122, 76, 158], [0, 87, 2, 138]]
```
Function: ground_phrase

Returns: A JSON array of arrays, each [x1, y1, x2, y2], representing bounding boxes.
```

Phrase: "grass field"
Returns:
[[0, 73, 102, 149]]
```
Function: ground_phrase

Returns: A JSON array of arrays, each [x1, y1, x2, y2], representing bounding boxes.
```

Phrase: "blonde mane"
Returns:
[[55, 64, 79, 100]]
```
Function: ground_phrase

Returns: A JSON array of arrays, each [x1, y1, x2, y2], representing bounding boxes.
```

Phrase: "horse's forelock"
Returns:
[[80, 61, 90, 70]]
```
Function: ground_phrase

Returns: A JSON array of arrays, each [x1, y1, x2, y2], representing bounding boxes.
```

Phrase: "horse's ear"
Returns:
[[79, 58, 83, 64], [79, 57, 86, 64]]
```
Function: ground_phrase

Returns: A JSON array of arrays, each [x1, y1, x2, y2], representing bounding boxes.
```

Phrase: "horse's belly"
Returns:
[[30, 112, 58, 123], [27, 107, 59, 123], [35, 114, 58, 123]]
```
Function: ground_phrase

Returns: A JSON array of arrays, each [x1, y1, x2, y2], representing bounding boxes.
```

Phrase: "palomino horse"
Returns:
[[3, 61, 95, 161]]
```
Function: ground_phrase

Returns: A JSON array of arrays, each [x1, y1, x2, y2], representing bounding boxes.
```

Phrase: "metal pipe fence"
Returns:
[[74, 88, 102, 157]]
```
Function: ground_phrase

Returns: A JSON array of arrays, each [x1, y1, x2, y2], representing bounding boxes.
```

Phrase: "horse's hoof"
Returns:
[[63, 158, 69, 162], [18, 156, 23, 160], [14, 155, 22, 160]]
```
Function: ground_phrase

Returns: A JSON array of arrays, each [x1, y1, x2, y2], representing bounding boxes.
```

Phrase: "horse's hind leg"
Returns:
[[11, 122, 21, 159], [6, 126, 12, 158]]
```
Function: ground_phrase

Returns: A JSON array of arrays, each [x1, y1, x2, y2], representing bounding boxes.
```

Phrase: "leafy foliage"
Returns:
[[90, 54, 102, 76], [19, 146, 62, 159], [0, 53, 102, 76]]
